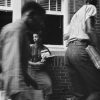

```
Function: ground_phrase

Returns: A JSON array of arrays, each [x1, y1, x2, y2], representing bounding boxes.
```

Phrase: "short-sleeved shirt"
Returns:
[[30, 44, 51, 62], [68, 4, 97, 42]]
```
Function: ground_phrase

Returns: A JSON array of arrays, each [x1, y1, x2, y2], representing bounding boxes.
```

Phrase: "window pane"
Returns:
[[42, 15, 63, 45]]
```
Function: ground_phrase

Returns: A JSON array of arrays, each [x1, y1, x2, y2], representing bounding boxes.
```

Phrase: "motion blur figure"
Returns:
[[0, 1, 46, 100]]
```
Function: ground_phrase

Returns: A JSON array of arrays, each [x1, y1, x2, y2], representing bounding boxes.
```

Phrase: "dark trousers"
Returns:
[[64, 40, 100, 96], [11, 90, 44, 100], [11, 91, 34, 100]]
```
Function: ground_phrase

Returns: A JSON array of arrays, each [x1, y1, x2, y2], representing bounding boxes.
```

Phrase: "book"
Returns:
[[86, 45, 100, 69]]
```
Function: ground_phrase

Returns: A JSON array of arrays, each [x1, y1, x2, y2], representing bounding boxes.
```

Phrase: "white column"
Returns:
[[12, 0, 22, 22], [62, 0, 69, 46]]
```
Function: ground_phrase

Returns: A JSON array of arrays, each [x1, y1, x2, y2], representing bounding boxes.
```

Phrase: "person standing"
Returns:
[[64, 0, 100, 99], [28, 32, 52, 100], [0, 1, 46, 100]]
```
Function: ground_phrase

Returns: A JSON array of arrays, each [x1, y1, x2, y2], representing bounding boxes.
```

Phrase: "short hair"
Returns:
[[85, 0, 97, 6], [33, 30, 42, 38], [22, 1, 45, 16]]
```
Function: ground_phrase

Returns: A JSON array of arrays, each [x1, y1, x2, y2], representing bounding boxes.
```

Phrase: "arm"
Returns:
[[85, 16, 98, 47], [28, 60, 44, 66], [63, 34, 69, 40], [41, 47, 51, 62], [63, 25, 70, 40]]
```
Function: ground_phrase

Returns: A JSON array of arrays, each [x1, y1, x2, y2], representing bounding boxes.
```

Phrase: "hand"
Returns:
[[41, 52, 50, 59], [29, 61, 44, 71], [41, 58, 46, 63]]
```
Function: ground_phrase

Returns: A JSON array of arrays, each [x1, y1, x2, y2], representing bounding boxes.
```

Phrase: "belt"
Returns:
[[68, 39, 90, 46]]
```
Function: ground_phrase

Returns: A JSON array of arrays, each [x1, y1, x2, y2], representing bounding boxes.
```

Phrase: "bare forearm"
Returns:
[[87, 30, 98, 47], [86, 17, 98, 46], [28, 61, 44, 66]]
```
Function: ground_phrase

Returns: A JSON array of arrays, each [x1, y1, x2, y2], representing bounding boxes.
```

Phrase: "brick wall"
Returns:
[[96, 0, 100, 50], [49, 56, 84, 100], [49, 56, 72, 100]]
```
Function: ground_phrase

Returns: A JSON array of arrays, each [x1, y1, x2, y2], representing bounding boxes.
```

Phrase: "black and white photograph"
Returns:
[[0, 0, 100, 100]]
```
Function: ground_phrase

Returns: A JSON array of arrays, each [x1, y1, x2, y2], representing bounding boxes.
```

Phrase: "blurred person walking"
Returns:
[[0, 1, 46, 100]]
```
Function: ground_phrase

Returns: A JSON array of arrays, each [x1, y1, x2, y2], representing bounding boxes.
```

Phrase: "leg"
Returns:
[[35, 72, 52, 100], [66, 43, 100, 95], [65, 46, 87, 97], [11, 90, 44, 100], [11, 92, 33, 100]]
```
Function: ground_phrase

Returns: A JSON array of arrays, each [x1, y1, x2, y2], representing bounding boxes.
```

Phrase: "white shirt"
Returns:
[[68, 4, 97, 41]]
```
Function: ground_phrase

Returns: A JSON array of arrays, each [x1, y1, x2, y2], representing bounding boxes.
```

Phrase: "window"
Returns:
[[29, 14, 63, 45], [42, 14, 63, 45], [0, 11, 12, 30], [0, 0, 12, 11], [35, 0, 62, 12], [33, 0, 64, 46]]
